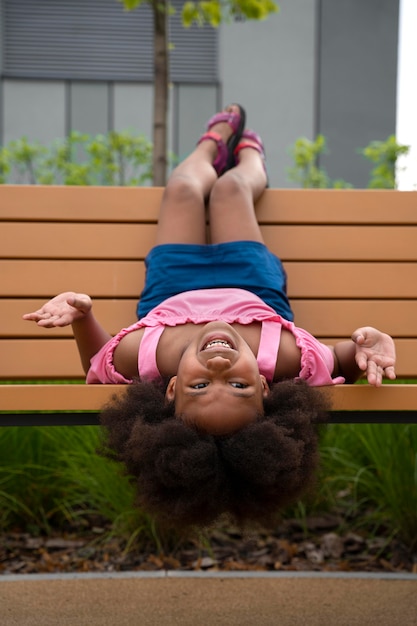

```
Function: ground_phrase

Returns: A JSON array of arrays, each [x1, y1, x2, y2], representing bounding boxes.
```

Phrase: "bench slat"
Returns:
[[2, 260, 417, 298], [286, 263, 417, 298], [1, 187, 416, 224], [1, 339, 85, 378], [0, 260, 146, 297], [1, 384, 417, 421], [0, 186, 163, 219], [1, 338, 416, 379], [3, 223, 417, 261], [3, 299, 417, 339], [290, 301, 417, 337], [263, 226, 417, 261], [1, 223, 156, 259]]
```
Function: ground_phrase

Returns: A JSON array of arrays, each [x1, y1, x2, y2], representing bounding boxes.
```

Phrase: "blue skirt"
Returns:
[[137, 241, 294, 321]]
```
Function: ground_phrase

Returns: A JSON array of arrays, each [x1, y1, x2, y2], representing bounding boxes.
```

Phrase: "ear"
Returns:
[[165, 376, 177, 402], [260, 375, 270, 398]]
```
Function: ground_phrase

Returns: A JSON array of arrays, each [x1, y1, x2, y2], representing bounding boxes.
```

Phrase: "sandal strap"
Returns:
[[234, 130, 265, 160], [233, 130, 268, 186], [234, 141, 263, 157], [197, 130, 223, 146], [197, 131, 228, 175]]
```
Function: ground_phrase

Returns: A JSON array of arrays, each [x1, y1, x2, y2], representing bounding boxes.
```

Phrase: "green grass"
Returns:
[[1, 419, 416, 553], [0, 426, 159, 546], [316, 423, 417, 550]]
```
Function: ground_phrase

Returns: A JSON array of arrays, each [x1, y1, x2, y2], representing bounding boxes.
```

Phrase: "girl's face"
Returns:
[[165, 322, 270, 434]]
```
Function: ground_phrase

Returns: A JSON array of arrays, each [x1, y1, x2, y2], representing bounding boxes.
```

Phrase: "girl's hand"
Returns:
[[23, 292, 92, 328], [351, 327, 396, 386]]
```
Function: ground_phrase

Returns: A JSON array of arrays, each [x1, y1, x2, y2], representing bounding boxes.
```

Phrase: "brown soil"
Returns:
[[1, 514, 416, 576]]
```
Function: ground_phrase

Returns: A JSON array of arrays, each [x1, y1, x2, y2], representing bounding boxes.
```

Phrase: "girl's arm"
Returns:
[[23, 292, 112, 375], [331, 327, 396, 386]]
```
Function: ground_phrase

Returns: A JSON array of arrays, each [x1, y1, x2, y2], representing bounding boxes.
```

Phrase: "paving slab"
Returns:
[[1, 572, 417, 626]]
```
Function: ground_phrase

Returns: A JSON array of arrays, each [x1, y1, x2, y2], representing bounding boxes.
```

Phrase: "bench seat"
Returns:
[[1, 186, 416, 425]]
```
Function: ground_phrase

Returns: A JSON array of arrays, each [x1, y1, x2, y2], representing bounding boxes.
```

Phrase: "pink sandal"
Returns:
[[233, 129, 266, 162], [197, 104, 246, 175]]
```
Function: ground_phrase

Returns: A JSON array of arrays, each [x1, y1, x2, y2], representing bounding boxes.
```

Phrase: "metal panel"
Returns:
[[3, 0, 153, 80], [169, 1, 218, 82], [3, 0, 217, 83]]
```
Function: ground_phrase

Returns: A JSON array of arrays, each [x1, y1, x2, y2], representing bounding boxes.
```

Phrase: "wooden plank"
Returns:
[[0, 186, 163, 219], [290, 300, 417, 337], [1, 187, 416, 224], [1, 340, 85, 378], [1, 383, 417, 414], [256, 189, 417, 223], [2, 222, 417, 261], [0, 260, 146, 297], [262, 225, 417, 261], [2, 260, 417, 298], [1, 223, 156, 259], [2, 338, 416, 380], [329, 384, 417, 411], [3, 298, 417, 339], [0, 384, 123, 412], [285, 262, 417, 298]]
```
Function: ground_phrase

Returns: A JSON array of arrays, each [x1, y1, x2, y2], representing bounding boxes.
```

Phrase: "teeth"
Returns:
[[203, 339, 233, 350]]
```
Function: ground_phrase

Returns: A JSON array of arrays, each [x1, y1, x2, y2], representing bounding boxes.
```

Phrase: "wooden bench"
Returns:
[[1, 186, 417, 426]]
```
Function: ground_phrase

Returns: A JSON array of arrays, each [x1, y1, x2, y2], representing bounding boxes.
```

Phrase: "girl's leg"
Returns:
[[208, 133, 267, 244], [155, 105, 243, 245]]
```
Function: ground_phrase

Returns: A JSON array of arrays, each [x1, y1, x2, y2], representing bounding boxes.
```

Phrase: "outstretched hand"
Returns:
[[351, 327, 396, 386], [23, 292, 92, 328]]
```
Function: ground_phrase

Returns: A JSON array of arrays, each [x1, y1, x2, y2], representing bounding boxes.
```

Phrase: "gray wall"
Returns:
[[3, 80, 67, 144], [219, 0, 317, 186], [318, 0, 400, 187], [0, 0, 400, 188]]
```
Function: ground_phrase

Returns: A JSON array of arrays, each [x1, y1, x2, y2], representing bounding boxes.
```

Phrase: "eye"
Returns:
[[191, 382, 209, 389], [230, 382, 248, 389]]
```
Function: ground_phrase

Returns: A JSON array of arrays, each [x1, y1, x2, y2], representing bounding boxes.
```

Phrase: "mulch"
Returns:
[[1, 513, 416, 576]]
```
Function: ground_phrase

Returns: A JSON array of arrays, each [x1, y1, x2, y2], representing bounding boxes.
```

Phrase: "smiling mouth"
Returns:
[[202, 339, 234, 351]]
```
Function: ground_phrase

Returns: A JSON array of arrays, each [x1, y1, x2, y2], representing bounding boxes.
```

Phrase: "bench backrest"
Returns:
[[1, 186, 417, 381]]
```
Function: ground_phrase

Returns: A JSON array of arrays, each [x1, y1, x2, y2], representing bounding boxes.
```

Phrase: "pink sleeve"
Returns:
[[86, 337, 132, 384], [292, 326, 345, 386], [86, 321, 165, 384], [86, 321, 145, 384]]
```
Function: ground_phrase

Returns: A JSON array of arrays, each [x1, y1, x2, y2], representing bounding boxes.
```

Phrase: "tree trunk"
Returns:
[[152, 0, 168, 186]]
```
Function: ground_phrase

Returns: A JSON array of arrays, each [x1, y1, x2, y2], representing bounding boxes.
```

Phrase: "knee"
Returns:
[[164, 174, 202, 205], [211, 171, 250, 203]]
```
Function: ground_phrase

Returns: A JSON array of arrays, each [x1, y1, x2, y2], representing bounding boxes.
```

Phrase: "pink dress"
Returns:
[[87, 288, 345, 386]]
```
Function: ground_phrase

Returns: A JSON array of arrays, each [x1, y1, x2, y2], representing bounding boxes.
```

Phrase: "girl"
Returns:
[[24, 105, 396, 527]]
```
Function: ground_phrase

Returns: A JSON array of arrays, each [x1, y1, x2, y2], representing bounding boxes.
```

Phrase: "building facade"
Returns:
[[0, 0, 400, 187]]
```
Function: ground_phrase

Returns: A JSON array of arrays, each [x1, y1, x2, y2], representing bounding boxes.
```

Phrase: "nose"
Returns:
[[206, 355, 232, 371]]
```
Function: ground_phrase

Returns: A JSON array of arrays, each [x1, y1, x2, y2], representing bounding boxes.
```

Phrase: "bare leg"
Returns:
[[155, 106, 242, 245], [208, 138, 268, 244]]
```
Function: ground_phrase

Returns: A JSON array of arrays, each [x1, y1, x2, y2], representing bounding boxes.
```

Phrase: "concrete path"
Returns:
[[1, 571, 417, 626]]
